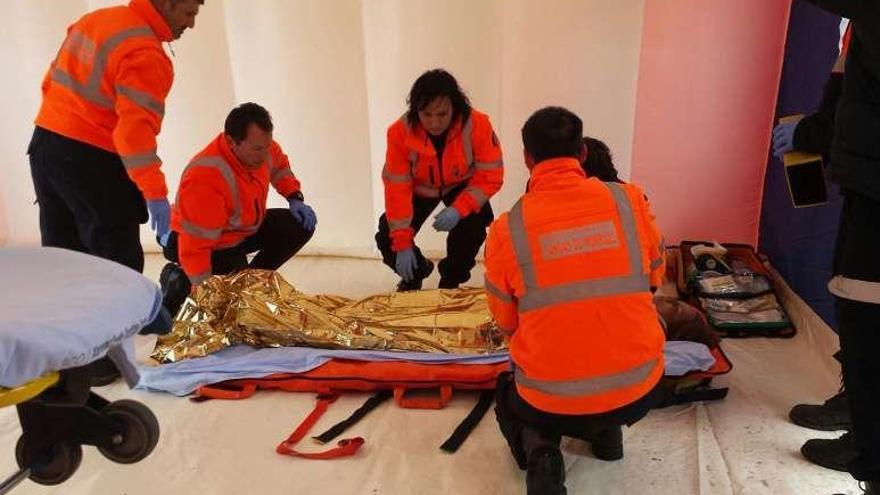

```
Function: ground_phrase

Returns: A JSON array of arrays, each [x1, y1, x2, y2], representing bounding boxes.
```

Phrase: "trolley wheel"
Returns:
[[97, 399, 160, 464], [15, 435, 82, 486]]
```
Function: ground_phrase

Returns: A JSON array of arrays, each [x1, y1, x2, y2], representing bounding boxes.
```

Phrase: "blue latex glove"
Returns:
[[395, 248, 418, 282], [146, 199, 171, 238], [772, 121, 798, 159], [288, 199, 317, 231], [432, 207, 461, 232]]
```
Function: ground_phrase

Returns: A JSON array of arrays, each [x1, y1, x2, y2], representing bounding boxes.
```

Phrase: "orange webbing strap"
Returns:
[[276, 394, 365, 460]]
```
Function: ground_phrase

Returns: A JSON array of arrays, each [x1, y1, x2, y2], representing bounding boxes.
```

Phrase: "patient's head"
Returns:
[[581, 137, 623, 183], [521, 106, 583, 169]]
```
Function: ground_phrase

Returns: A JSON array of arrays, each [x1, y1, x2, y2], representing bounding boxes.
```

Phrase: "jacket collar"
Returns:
[[528, 157, 587, 191], [129, 0, 173, 42]]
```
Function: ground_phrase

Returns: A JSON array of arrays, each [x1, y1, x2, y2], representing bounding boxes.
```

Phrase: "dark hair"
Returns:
[[406, 69, 471, 128], [581, 137, 622, 183], [224, 102, 273, 143], [521, 106, 583, 164]]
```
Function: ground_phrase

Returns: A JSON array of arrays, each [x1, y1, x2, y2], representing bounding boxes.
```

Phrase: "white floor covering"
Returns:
[[0, 254, 862, 494]]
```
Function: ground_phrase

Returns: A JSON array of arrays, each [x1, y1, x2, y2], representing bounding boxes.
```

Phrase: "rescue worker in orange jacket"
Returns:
[[159, 103, 316, 316], [28, 0, 203, 273], [27, 0, 202, 385], [376, 69, 503, 291], [485, 107, 666, 495]]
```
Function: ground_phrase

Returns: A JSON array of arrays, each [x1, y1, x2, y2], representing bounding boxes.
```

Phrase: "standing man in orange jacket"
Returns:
[[376, 69, 503, 291], [28, 0, 203, 273], [485, 107, 666, 495], [159, 103, 316, 315]]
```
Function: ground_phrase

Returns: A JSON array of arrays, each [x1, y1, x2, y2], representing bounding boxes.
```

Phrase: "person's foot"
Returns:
[[396, 259, 434, 292], [438, 278, 460, 290], [159, 262, 191, 316], [88, 357, 121, 387], [801, 431, 856, 472], [526, 445, 567, 495], [591, 426, 624, 461], [790, 389, 851, 431]]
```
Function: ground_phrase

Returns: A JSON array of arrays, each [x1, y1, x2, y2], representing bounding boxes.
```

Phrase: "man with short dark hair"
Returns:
[[485, 106, 666, 495], [159, 103, 316, 314]]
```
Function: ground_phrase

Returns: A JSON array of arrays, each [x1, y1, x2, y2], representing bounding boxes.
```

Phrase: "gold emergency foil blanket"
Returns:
[[152, 270, 507, 363]]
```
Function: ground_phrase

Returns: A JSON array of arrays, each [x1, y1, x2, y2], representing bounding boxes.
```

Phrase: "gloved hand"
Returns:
[[147, 198, 171, 238], [432, 207, 461, 232], [772, 121, 798, 159], [395, 248, 418, 282], [288, 199, 317, 231]]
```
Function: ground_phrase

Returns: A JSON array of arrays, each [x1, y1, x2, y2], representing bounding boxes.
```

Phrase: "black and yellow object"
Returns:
[[780, 115, 828, 208], [0, 373, 59, 409]]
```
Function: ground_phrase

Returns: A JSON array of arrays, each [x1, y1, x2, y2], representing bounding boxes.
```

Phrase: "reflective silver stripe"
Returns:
[[414, 184, 441, 198], [51, 26, 155, 109], [51, 68, 112, 108], [514, 359, 659, 397], [271, 167, 296, 183], [180, 219, 222, 240], [465, 187, 488, 208], [485, 277, 514, 303], [509, 183, 650, 312], [475, 159, 503, 171], [186, 156, 242, 229], [121, 150, 161, 170], [606, 183, 644, 274], [828, 276, 880, 304], [116, 84, 164, 116], [462, 116, 474, 166], [382, 167, 412, 183], [650, 257, 664, 270], [63, 31, 96, 64], [190, 271, 212, 285], [388, 216, 412, 230]]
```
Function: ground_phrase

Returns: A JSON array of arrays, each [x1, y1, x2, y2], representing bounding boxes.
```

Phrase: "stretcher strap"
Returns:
[[440, 389, 495, 453], [655, 386, 729, 409], [313, 390, 392, 444], [276, 394, 365, 460]]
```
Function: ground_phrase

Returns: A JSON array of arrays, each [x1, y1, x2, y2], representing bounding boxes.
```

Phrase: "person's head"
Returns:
[[406, 69, 472, 136], [224, 103, 274, 169], [151, 0, 203, 40], [521, 106, 583, 168], [581, 136, 622, 183]]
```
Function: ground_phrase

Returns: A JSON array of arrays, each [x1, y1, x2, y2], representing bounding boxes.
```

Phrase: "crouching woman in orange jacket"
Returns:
[[375, 69, 504, 290]]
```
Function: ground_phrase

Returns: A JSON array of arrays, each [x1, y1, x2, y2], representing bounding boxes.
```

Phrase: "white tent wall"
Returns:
[[0, 0, 647, 259]]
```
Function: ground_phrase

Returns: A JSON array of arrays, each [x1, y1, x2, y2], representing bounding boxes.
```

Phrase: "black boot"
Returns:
[[397, 259, 434, 292], [801, 431, 856, 472], [790, 389, 851, 431], [526, 445, 567, 495], [866, 481, 878, 495], [590, 426, 624, 461], [160, 262, 191, 317], [438, 277, 460, 290]]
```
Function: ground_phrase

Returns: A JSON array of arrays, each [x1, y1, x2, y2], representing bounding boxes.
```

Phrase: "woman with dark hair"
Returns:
[[581, 136, 623, 183], [376, 69, 504, 290]]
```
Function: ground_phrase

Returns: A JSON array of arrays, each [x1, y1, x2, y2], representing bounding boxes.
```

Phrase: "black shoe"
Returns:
[[160, 263, 191, 317], [88, 357, 121, 387], [590, 426, 624, 461], [438, 278, 460, 290], [865, 481, 879, 495], [790, 390, 851, 431], [396, 259, 434, 292], [526, 446, 567, 495], [801, 431, 856, 472]]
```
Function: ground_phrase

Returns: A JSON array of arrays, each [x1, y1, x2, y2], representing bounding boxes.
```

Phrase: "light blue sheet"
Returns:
[[663, 340, 717, 377], [0, 247, 161, 388]]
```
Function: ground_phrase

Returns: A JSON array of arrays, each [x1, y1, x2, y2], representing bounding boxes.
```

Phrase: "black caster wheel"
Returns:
[[98, 399, 160, 464], [15, 436, 82, 486]]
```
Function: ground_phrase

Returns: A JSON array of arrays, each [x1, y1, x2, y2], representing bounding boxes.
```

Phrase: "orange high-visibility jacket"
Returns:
[[484, 158, 667, 415], [382, 109, 503, 251], [171, 134, 303, 284], [34, 0, 174, 200]]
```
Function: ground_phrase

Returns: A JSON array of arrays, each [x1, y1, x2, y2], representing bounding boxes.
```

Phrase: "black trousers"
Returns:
[[162, 208, 313, 276], [28, 127, 147, 272], [494, 372, 661, 469], [375, 184, 494, 285], [833, 190, 880, 482]]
